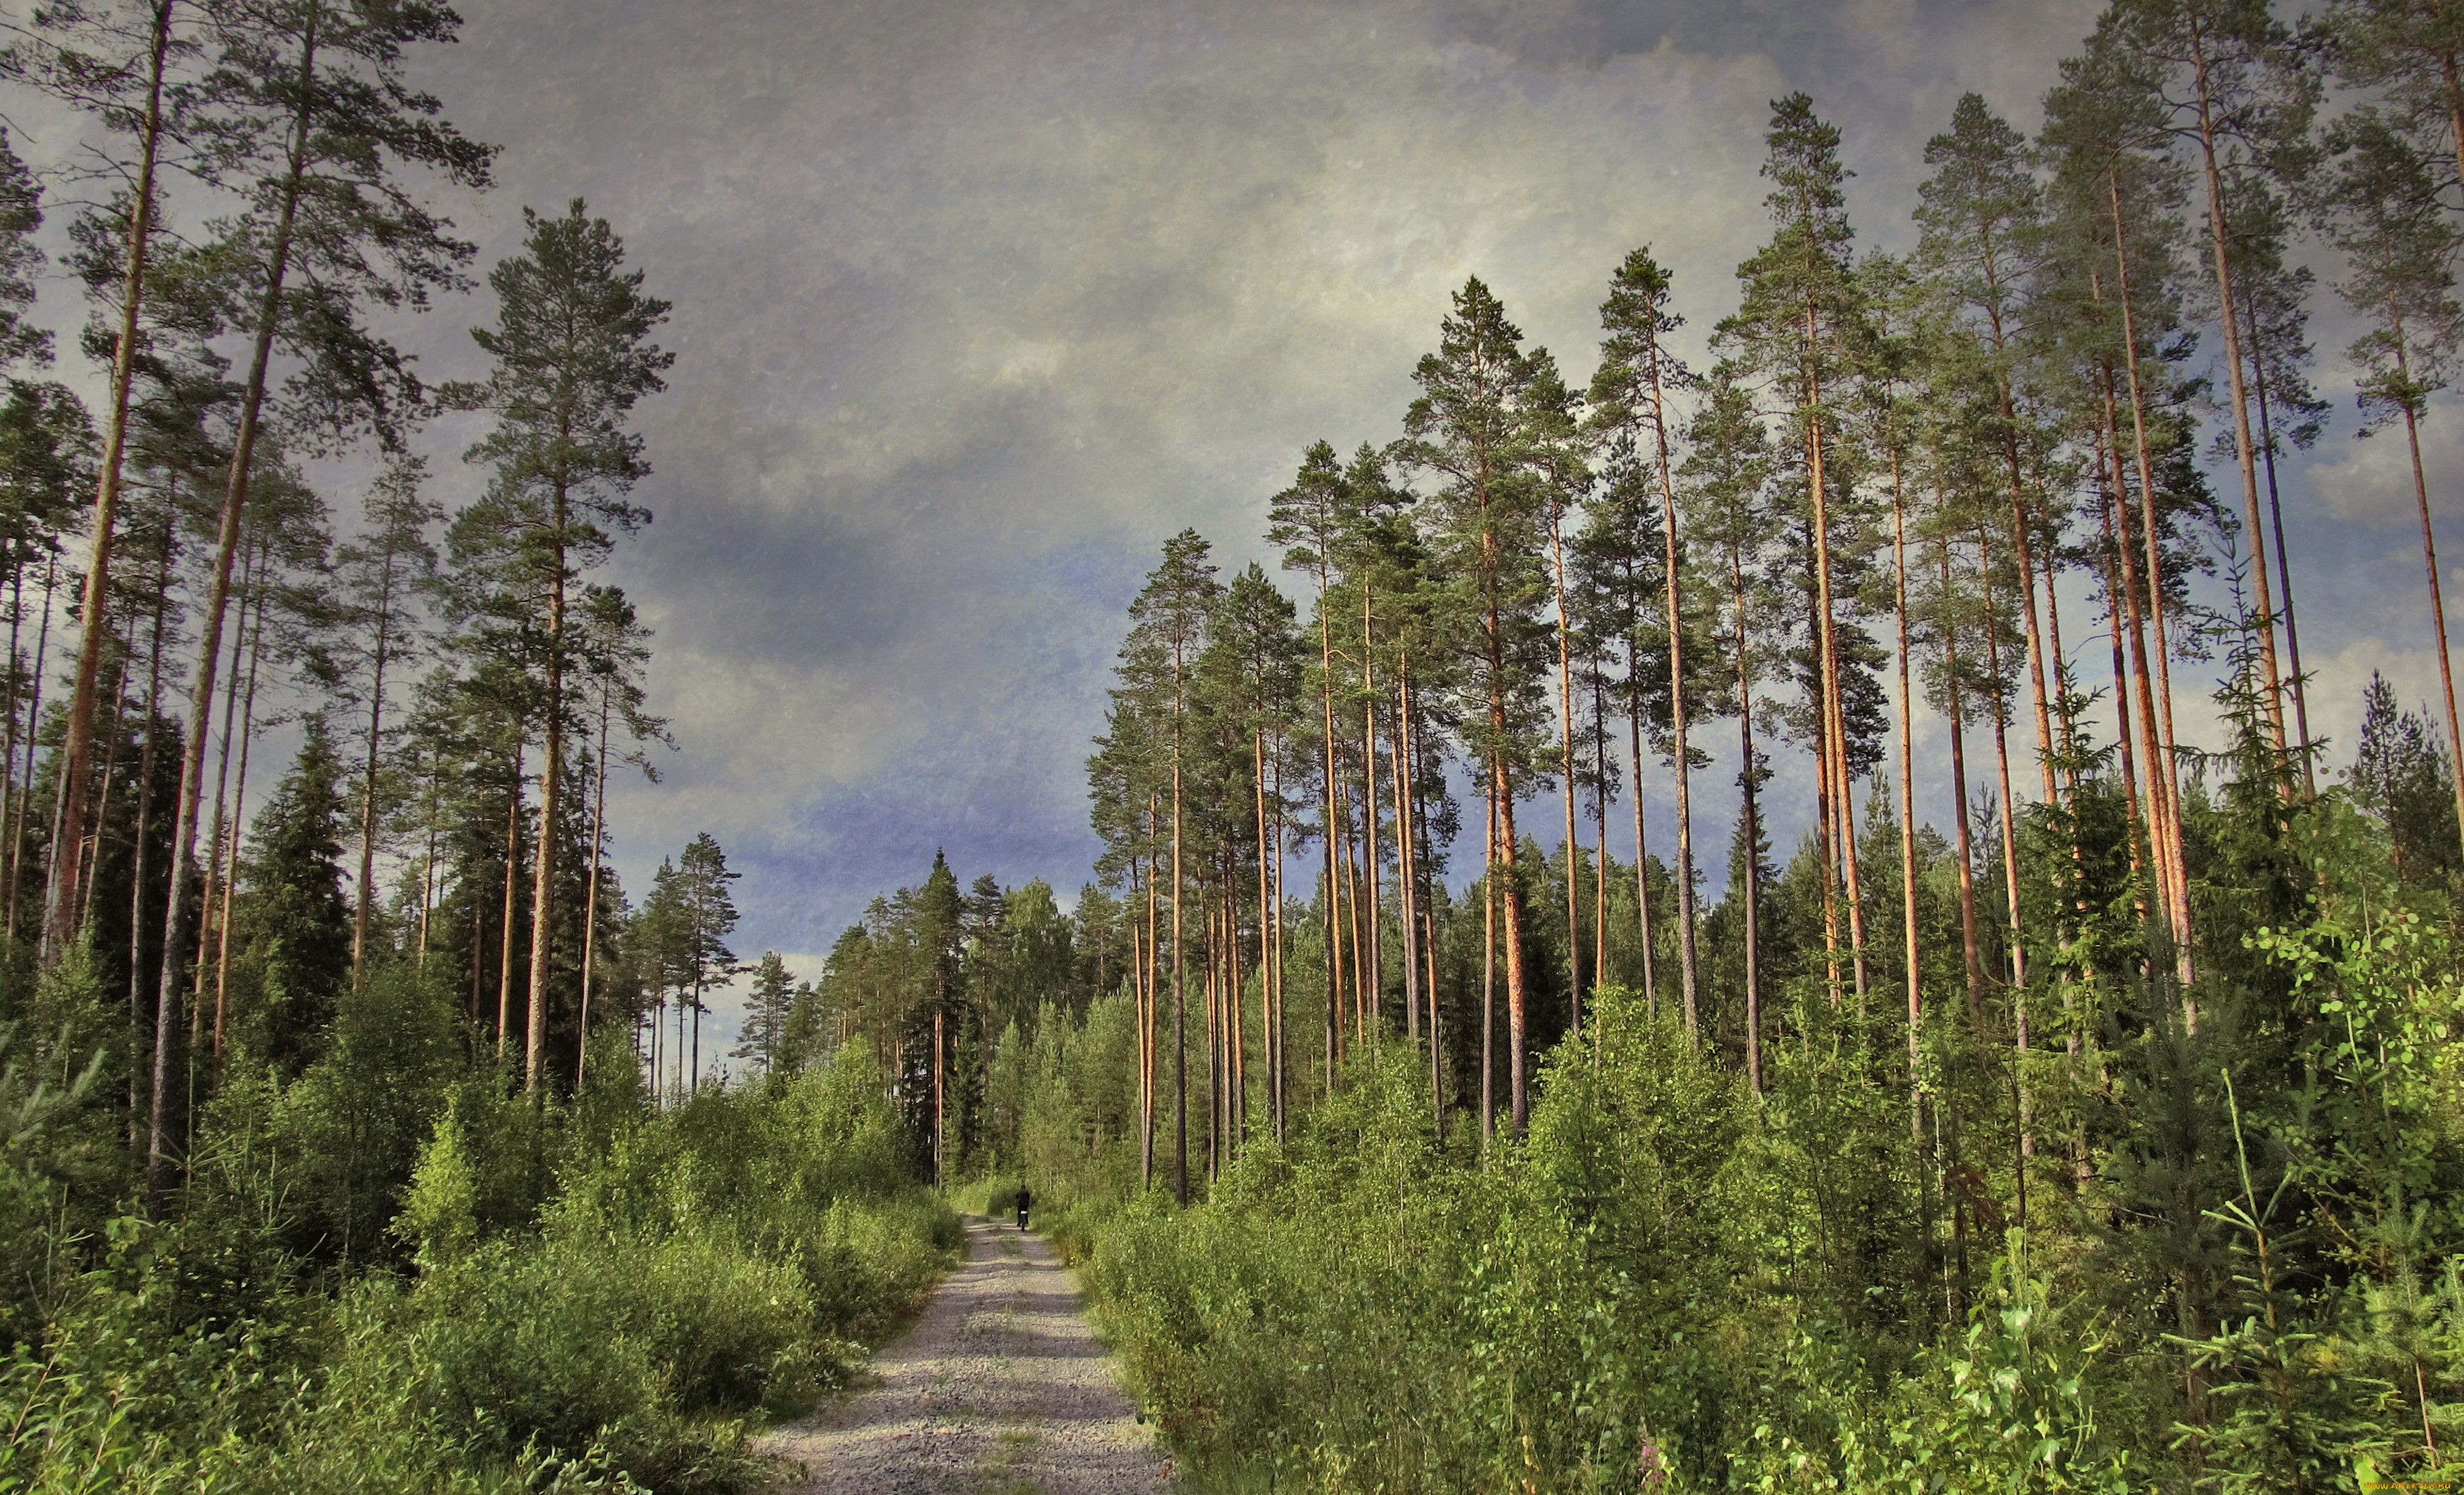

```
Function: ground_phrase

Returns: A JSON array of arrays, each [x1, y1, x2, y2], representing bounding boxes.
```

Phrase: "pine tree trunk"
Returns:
[[1732, 546, 1759, 1086], [1549, 499, 1583, 1029], [1941, 539, 1984, 1018], [2093, 422, 2150, 900], [1360, 589, 1382, 1027], [2393, 312, 2464, 874], [81, 649, 131, 936], [47, 0, 175, 965], [2, 563, 22, 933], [1626, 699, 1658, 1018], [1639, 338, 1702, 1020], [1493, 702, 1529, 1137], [1171, 643, 1188, 1206], [1143, 813, 1157, 1187], [2107, 178, 2197, 983], [352, 542, 398, 990], [1315, 583, 1344, 1045], [417, 752, 438, 974], [11, 559, 54, 942], [1892, 448, 1923, 1129], [2187, 14, 2290, 764], [1589, 668, 1609, 1015], [1338, 781, 1362, 1048], [1481, 783, 1496, 1145], [577, 688, 611, 1089], [1, 563, 23, 938], [127, 529, 173, 1145], [497, 744, 523, 1061], [148, 21, 317, 1209], [1979, 533, 2033, 1186], [1978, 535, 2030, 995], [1978, 297, 2061, 809], [213, 575, 271, 1063], [932, 1006, 943, 1185], [1391, 676, 1419, 1041], [1267, 749, 1286, 1143], [524, 494, 568, 1096], [1803, 316, 1865, 1009], [2244, 291, 2314, 799], [1397, 666, 1437, 1125], [193, 554, 255, 1039]]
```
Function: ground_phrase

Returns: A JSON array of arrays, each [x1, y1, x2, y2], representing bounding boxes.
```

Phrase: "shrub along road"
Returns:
[[762, 1215, 1169, 1492]]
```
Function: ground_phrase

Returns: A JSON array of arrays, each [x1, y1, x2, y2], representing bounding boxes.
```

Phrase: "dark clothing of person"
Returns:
[[1016, 1186, 1031, 1232]]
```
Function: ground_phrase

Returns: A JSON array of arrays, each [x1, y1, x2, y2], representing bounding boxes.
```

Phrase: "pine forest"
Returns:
[[5, 1, 2464, 1492]]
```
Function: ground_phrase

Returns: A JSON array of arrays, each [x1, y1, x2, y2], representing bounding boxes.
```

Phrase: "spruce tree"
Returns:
[[241, 712, 349, 1072]]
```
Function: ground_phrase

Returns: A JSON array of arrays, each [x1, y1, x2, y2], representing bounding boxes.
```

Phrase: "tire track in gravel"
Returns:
[[760, 1216, 1171, 1494]]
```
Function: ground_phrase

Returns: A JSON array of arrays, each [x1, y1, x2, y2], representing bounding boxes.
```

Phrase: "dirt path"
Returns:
[[761, 1216, 1170, 1494]]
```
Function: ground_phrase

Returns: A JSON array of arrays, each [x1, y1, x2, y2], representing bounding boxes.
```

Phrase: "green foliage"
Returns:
[[0, 993, 955, 1494]]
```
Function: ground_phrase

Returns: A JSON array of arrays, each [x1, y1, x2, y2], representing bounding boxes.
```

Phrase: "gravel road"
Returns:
[[760, 1216, 1171, 1494]]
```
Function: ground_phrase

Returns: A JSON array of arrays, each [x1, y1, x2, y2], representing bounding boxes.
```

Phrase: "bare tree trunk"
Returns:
[[1549, 497, 1583, 1029], [10, 558, 55, 943], [497, 743, 523, 1062], [1397, 668, 1438, 1127], [352, 537, 401, 991], [1942, 539, 1984, 1018], [1643, 333, 1702, 1020], [212, 581, 270, 1063], [1171, 654, 1188, 1206], [1338, 781, 1362, 1049], [2393, 312, 2464, 875], [2244, 290, 2314, 800], [1731, 547, 1758, 1085], [1893, 449, 1923, 1130], [79, 646, 132, 937], [931, 1006, 944, 1185], [1390, 678, 1419, 1041], [1360, 589, 1382, 1027], [1590, 667, 1609, 1019], [1495, 739, 1529, 1136], [2093, 412, 2151, 899], [1267, 751, 1286, 1144], [2188, 15, 2290, 764], [150, 23, 317, 1208], [1314, 585, 1345, 1047], [2, 561, 25, 937], [1144, 801, 1158, 1188], [417, 750, 439, 973], [1481, 783, 1496, 1146], [2105, 184, 2196, 984], [1979, 532, 2033, 1186], [192, 555, 255, 1041], [1627, 701, 1658, 1018], [47, 0, 176, 965], [577, 684, 612, 1091], [126, 526, 173, 1145]]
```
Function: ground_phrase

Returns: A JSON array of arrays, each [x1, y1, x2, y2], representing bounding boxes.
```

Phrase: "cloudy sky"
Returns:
[[19, 0, 2459, 1052]]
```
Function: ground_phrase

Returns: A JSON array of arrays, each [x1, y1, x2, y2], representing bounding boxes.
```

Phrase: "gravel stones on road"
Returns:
[[760, 1216, 1170, 1494]]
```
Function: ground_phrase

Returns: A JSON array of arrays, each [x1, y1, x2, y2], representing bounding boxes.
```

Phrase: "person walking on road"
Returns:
[[1016, 1182, 1032, 1232]]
